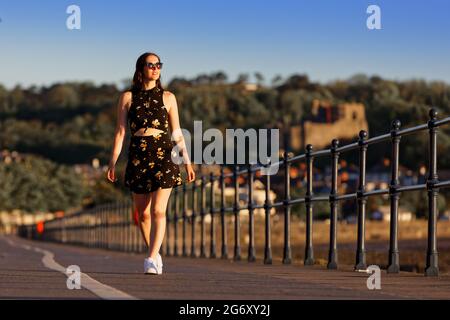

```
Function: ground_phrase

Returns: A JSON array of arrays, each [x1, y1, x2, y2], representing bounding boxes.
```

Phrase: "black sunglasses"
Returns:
[[145, 62, 163, 70]]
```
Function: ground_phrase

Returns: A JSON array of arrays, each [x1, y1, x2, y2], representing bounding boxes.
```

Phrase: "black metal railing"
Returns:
[[19, 108, 450, 276]]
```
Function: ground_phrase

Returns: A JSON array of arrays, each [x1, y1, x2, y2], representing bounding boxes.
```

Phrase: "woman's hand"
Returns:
[[106, 163, 117, 183], [185, 163, 196, 183]]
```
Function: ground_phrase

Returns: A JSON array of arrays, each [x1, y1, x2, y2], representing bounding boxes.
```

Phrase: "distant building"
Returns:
[[375, 205, 414, 222], [290, 100, 369, 150], [243, 83, 258, 91]]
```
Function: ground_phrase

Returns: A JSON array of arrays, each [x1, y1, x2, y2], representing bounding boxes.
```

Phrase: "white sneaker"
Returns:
[[144, 257, 158, 275], [156, 253, 163, 275]]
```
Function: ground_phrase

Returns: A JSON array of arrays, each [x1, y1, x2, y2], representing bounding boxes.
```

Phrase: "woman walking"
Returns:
[[106, 52, 195, 275]]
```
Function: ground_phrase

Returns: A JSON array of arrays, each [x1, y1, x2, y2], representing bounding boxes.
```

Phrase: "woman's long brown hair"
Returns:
[[131, 52, 164, 91]]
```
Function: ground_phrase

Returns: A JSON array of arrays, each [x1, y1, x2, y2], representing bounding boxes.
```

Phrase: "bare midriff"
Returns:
[[133, 128, 165, 137]]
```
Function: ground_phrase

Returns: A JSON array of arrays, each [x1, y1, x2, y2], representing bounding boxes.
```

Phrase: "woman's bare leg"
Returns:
[[148, 187, 172, 259], [132, 192, 152, 248]]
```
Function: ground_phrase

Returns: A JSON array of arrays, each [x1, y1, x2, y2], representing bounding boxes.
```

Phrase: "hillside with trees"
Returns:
[[1, 73, 449, 214]]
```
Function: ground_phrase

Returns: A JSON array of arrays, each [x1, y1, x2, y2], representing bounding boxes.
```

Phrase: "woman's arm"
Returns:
[[165, 91, 191, 165], [108, 91, 131, 167], [165, 91, 196, 183]]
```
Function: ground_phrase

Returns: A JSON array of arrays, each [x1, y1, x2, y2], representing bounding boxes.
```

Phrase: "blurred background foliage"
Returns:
[[1, 72, 449, 213]]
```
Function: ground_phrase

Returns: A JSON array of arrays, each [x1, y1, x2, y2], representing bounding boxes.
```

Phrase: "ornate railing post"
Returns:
[[388, 120, 401, 273], [173, 187, 179, 256], [264, 161, 273, 265], [220, 166, 228, 259], [425, 108, 439, 277], [328, 139, 339, 270], [190, 179, 197, 258], [282, 151, 292, 264], [210, 172, 217, 258], [182, 183, 188, 257], [355, 130, 368, 271], [200, 173, 206, 258], [233, 165, 241, 261], [304, 144, 314, 266], [247, 164, 256, 262]]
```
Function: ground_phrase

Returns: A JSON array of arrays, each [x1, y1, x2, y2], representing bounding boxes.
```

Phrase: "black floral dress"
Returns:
[[124, 86, 183, 194]]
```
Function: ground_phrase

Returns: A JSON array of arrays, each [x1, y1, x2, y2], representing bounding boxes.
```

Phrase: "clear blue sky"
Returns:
[[1, 0, 449, 89]]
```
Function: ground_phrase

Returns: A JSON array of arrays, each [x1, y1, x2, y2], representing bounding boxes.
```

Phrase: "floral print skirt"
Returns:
[[124, 135, 183, 194]]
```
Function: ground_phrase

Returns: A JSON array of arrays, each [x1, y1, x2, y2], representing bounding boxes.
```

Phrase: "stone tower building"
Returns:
[[289, 99, 369, 151]]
